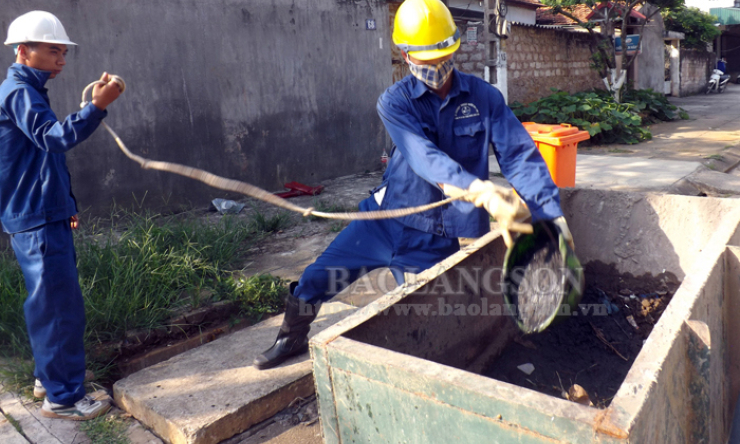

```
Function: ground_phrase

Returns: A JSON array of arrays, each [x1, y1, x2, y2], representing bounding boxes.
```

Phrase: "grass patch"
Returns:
[[79, 414, 130, 444], [704, 154, 725, 161], [329, 222, 346, 233], [231, 274, 287, 320], [0, 211, 287, 387], [608, 148, 634, 154], [248, 208, 292, 233]]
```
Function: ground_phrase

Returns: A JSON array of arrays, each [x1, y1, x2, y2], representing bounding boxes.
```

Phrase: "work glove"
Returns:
[[551, 216, 575, 251], [442, 179, 532, 247]]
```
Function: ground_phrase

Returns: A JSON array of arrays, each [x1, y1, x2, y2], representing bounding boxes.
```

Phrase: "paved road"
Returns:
[[587, 82, 740, 162]]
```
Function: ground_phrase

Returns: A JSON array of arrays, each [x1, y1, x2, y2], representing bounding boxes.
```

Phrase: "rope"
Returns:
[[81, 77, 533, 236]]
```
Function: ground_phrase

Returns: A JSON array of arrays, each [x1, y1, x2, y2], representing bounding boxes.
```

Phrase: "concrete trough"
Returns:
[[310, 189, 740, 443]]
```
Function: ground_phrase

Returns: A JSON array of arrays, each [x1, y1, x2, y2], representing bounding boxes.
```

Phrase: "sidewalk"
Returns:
[[4, 86, 740, 444]]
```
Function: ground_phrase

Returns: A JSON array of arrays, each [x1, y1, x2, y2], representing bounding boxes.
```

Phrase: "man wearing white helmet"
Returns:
[[0, 10, 121, 420]]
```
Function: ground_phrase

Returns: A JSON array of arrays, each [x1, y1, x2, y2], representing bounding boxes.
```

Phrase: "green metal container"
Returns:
[[310, 190, 740, 444]]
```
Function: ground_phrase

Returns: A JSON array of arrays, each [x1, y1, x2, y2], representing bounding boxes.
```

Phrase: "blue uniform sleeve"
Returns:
[[377, 91, 479, 191], [3, 87, 107, 154], [489, 89, 563, 221]]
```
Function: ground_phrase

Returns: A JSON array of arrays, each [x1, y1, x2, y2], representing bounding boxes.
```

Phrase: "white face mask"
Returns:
[[407, 57, 455, 90]]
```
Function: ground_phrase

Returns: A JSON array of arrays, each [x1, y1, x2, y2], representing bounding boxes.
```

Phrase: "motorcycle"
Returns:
[[706, 69, 730, 94]]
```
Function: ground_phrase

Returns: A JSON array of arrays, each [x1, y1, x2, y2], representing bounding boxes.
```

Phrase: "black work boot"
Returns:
[[253, 283, 321, 370]]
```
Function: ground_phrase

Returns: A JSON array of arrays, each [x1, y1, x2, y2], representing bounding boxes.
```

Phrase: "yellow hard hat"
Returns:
[[393, 0, 460, 61]]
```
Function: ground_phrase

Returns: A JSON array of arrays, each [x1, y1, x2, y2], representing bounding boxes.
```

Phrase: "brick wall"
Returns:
[[506, 25, 603, 104], [680, 50, 712, 96], [454, 21, 487, 80]]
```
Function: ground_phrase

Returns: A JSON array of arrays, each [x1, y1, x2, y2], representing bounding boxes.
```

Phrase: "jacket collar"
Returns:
[[410, 69, 468, 100], [8, 63, 52, 91]]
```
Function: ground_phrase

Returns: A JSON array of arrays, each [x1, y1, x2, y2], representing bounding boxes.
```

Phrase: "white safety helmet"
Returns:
[[4, 11, 77, 46]]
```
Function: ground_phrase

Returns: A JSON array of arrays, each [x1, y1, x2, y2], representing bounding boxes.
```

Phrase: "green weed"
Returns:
[[79, 415, 130, 444], [329, 222, 346, 233], [704, 154, 725, 161], [248, 209, 292, 233], [231, 274, 287, 320], [608, 148, 634, 154], [0, 211, 287, 386], [510, 88, 688, 145]]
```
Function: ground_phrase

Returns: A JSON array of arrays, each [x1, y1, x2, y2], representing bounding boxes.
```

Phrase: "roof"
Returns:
[[711, 7, 740, 25], [536, 3, 647, 26], [536, 4, 592, 25], [511, 21, 589, 33], [585, 2, 647, 21], [506, 0, 543, 10]]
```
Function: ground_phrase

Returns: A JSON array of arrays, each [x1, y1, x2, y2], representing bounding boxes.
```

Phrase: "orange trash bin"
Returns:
[[522, 122, 590, 188]]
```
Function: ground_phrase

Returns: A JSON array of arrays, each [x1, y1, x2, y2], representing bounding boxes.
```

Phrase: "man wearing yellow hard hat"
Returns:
[[1, 11, 121, 420], [253, 0, 571, 370]]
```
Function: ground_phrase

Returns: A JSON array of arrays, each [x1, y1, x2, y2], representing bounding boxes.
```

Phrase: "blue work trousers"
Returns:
[[10, 220, 86, 406], [294, 197, 460, 305]]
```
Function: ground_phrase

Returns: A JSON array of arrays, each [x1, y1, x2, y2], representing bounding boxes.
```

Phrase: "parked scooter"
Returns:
[[706, 69, 730, 94]]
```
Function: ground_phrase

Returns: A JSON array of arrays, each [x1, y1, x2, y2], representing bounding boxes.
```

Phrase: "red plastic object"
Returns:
[[274, 182, 324, 198]]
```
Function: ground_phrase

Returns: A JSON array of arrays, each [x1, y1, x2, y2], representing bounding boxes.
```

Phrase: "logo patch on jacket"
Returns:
[[454, 103, 480, 120]]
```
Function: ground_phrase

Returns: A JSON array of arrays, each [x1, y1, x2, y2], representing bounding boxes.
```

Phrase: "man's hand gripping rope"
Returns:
[[441, 179, 532, 248]]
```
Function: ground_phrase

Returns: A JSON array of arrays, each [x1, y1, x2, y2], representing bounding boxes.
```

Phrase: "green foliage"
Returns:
[[231, 274, 287, 320], [0, 253, 31, 356], [80, 415, 131, 444], [663, 7, 721, 50], [0, 212, 287, 382], [510, 88, 688, 145], [248, 209, 292, 233], [75, 214, 255, 343]]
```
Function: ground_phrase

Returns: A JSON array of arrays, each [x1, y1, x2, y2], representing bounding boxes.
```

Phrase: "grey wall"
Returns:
[[681, 49, 712, 96], [635, 4, 666, 93], [0, 0, 391, 215]]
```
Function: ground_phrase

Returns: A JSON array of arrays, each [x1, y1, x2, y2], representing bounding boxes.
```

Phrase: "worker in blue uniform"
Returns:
[[1, 10, 122, 420], [253, 0, 572, 370], [718, 57, 727, 73]]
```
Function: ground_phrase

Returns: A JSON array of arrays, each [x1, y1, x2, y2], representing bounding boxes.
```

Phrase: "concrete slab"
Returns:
[[113, 302, 357, 444], [0, 388, 83, 444], [0, 386, 162, 444], [490, 154, 701, 192], [574, 154, 701, 191], [0, 409, 28, 444], [686, 166, 740, 196]]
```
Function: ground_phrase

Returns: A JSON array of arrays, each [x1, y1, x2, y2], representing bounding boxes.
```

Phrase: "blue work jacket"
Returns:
[[0, 63, 107, 234], [376, 70, 563, 239]]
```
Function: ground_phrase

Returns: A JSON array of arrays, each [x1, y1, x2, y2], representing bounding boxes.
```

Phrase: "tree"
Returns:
[[662, 6, 721, 50], [539, 0, 684, 102]]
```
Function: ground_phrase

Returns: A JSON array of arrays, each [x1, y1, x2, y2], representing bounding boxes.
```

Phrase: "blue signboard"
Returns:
[[615, 35, 640, 55]]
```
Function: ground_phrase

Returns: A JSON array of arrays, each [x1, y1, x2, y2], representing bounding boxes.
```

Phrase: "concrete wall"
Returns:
[[0, 0, 391, 216], [681, 49, 712, 96], [506, 25, 603, 105], [634, 4, 666, 93]]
